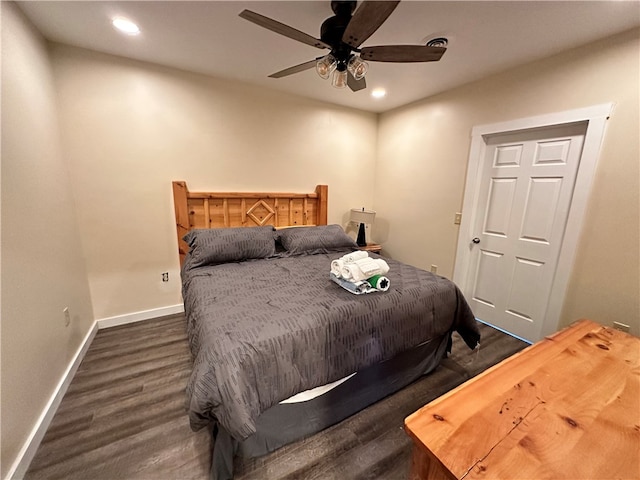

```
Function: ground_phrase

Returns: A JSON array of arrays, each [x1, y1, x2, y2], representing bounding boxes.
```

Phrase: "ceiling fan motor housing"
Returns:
[[321, 7, 358, 65], [330, 1, 357, 17]]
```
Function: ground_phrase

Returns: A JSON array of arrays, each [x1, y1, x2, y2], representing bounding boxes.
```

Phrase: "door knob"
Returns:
[[472, 237, 480, 244]]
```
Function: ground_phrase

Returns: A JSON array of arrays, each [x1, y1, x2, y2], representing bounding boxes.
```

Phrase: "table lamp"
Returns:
[[350, 208, 376, 247]]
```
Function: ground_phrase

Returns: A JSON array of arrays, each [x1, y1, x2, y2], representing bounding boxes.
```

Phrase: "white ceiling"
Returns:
[[16, 1, 640, 113]]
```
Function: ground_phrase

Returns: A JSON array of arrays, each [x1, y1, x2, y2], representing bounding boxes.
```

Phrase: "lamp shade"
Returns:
[[316, 54, 337, 79], [331, 68, 348, 89], [348, 56, 369, 81], [350, 208, 376, 225]]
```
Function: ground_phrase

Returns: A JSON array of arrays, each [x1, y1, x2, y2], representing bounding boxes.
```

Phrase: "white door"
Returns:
[[464, 123, 586, 342]]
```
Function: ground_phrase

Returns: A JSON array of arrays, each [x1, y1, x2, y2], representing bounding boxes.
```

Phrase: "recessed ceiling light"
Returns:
[[371, 88, 386, 99], [112, 17, 140, 36]]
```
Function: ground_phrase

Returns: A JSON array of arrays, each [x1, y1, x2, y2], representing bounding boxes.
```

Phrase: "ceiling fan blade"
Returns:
[[269, 59, 319, 78], [342, 1, 400, 49], [239, 10, 331, 50], [347, 71, 367, 92], [360, 45, 446, 62]]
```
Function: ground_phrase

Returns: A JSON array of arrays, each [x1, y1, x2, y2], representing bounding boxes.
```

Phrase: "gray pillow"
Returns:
[[183, 226, 276, 267], [277, 224, 357, 255]]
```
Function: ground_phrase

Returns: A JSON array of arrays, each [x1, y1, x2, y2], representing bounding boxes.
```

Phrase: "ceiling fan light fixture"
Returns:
[[239, 2, 445, 93], [316, 54, 337, 79], [347, 56, 369, 81], [331, 68, 348, 89]]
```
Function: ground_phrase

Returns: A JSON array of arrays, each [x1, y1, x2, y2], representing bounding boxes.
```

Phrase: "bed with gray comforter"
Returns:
[[180, 225, 480, 479]]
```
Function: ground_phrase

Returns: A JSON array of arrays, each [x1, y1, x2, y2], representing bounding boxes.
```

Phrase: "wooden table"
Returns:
[[404, 320, 640, 480]]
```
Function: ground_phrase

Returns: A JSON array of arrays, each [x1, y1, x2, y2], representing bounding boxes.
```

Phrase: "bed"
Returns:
[[172, 181, 480, 480]]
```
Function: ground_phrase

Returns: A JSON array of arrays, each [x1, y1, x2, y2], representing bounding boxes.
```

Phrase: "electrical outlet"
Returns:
[[430, 265, 438, 273], [63, 307, 71, 327], [454, 212, 462, 225], [613, 322, 630, 333], [162, 272, 169, 282]]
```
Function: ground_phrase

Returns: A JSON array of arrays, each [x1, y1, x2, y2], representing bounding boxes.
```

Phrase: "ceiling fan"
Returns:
[[239, 0, 446, 92]]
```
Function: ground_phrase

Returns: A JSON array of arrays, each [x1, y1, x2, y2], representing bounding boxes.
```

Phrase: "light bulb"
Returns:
[[347, 56, 368, 81], [331, 69, 348, 89], [316, 55, 337, 80]]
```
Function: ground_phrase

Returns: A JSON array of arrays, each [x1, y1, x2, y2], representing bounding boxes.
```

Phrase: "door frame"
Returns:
[[453, 103, 613, 340]]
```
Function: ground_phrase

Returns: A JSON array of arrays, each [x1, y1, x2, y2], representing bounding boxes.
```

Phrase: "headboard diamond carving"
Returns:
[[247, 200, 276, 226]]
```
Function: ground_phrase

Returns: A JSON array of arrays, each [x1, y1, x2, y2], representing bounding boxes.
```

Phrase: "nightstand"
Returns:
[[358, 243, 382, 253]]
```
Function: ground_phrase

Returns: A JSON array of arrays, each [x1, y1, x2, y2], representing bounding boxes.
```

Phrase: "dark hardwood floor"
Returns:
[[25, 314, 527, 480]]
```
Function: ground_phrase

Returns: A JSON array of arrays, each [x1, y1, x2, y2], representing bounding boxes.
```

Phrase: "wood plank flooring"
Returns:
[[25, 314, 527, 480]]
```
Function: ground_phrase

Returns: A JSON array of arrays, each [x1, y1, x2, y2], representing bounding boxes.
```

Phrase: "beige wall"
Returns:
[[0, 4, 94, 478], [50, 45, 378, 320], [2, 7, 638, 475], [375, 28, 640, 335]]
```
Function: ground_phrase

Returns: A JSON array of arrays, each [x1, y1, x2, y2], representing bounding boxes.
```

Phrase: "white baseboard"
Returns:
[[7, 321, 98, 480], [476, 318, 533, 345], [96, 304, 185, 329], [6, 303, 186, 480]]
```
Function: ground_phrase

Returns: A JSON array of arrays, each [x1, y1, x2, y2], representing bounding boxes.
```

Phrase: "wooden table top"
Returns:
[[405, 319, 640, 480]]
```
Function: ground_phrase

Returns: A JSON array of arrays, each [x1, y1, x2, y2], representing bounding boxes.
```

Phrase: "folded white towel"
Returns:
[[341, 250, 369, 264], [330, 259, 344, 277], [330, 251, 369, 279], [342, 258, 390, 282], [360, 258, 389, 276], [340, 263, 359, 282], [354, 258, 382, 277]]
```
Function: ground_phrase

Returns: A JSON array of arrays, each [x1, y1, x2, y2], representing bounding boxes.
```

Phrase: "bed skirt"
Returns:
[[210, 331, 451, 480]]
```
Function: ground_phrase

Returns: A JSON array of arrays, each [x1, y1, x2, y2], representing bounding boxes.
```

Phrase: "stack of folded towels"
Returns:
[[330, 250, 391, 295]]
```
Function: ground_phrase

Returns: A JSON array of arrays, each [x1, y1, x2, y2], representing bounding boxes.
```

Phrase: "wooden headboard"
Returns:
[[172, 181, 328, 265]]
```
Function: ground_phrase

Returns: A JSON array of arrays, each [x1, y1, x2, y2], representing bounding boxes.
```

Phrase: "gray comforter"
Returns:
[[182, 250, 479, 440]]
